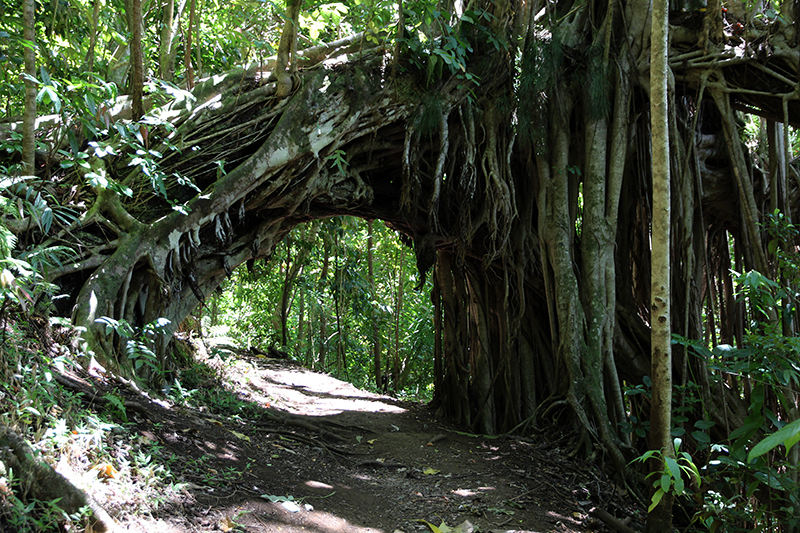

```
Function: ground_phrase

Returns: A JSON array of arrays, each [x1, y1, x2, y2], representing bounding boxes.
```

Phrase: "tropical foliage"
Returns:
[[1, 0, 800, 531], [208, 217, 435, 396]]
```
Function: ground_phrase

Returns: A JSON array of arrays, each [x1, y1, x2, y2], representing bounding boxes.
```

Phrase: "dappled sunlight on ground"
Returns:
[[219, 501, 387, 533], [238, 361, 407, 416], [81, 354, 640, 532]]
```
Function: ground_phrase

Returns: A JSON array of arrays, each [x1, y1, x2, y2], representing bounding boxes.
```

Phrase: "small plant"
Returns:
[[95, 316, 171, 378], [631, 438, 701, 513]]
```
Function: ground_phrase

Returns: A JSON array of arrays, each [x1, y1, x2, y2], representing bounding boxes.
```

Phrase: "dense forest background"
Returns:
[[207, 217, 435, 396], [1, 0, 800, 531]]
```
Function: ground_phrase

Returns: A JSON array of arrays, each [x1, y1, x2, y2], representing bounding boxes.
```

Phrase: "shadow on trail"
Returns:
[[124, 355, 630, 533]]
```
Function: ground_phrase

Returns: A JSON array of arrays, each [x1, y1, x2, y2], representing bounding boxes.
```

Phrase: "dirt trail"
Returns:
[[114, 355, 639, 533]]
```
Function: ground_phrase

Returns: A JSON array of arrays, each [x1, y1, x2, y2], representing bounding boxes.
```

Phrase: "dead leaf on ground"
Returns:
[[219, 515, 237, 532], [415, 518, 473, 533], [96, 463, 118, 480], [229, 430, 251, 442]]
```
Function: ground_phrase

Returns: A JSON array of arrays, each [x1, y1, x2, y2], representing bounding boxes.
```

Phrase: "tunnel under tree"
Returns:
[[15, 0, 800, 497]]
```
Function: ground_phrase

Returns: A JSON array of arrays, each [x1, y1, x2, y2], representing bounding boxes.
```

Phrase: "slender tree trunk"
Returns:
[[367, 220, 382, 389], [334, 228, 345, 376], [166, 0, 188, 78], [160, 0, 176, 80], [393, 248, 404, 392], [85, 0, 101, 72], [391, 0, 403, 79], [275, 0, 302, 97], [129, 0, 145, 119], [22, 0, 36, 177], [432, 273, 443, 404], [280, 238, 293, 347], [317, 230, 331, 371], [278, 225, 313, 348], [184, 0, 196, 89], [194, 0, 202, 78], [647, 0, 674, 529], [296, 289, 305, 360]]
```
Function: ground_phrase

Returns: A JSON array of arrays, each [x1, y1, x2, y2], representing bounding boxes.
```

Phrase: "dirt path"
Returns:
[[114, 355, 640, 533]]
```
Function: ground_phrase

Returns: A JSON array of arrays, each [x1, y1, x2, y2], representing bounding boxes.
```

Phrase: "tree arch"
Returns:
[[23, 0, 799, 486]]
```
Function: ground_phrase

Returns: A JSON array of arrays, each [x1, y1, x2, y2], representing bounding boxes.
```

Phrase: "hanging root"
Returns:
[[428, 110, 450, 232], [480, 109, 517, 265]]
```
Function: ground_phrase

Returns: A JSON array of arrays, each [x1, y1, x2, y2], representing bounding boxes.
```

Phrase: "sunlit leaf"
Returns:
[[748, 418, 800, 461], [648, 488, 665, 513]]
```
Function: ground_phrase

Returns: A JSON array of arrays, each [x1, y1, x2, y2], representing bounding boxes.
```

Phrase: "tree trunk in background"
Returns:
[[279, 226, 311, 348], [368, 220, 382, 389], [274, 0, 301, 97], [129, 0, 144, 119], [393, 248, 404, 393], [317, 231, 331, 371], [85, 0, 101, 72], [334, 228, 344, 375], [194, 0, 202, 79], [22, 0, 36, 177], [432, 279, 443, 406], [296, 289, 305, 360], [280, 238, 293, 347], [184, 0, 196, 89], [160, 0, 175, 80], [647, 0, 674, 529]]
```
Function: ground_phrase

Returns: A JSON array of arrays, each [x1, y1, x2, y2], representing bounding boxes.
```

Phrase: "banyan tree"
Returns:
[[11, 0, 800, 510]]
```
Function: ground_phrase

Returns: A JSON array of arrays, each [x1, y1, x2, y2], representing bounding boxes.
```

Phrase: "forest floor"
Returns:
[[58, 351, 644, 533]]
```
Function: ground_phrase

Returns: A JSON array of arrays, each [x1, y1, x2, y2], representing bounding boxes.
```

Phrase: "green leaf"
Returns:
[[39, 66, 52, 86], [681, 457, 701, 487], [729, 413, 764, 441], [24, 406, 41, 416], [748, 418, 800, 461], [694, 420, 715, 430], [21, 72, 40, 84], [414, 519, 444, 533], [660, 472, 671, 493], [648, 488, 665, 513]]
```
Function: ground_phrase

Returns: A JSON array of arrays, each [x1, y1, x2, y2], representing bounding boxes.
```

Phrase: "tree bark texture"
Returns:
[[647, 0, 675, 529], [129, 0, 144, 120], [24, 0, 800, 492], [160, 0, 176, 80]]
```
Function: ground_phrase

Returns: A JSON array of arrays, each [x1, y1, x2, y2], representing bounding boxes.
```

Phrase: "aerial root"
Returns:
[[428, 109, 451, 232]]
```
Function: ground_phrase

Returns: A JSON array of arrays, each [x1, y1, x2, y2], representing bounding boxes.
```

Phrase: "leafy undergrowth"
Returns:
[[0, 315, 642, 533], [0, 316, 191, 531]]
